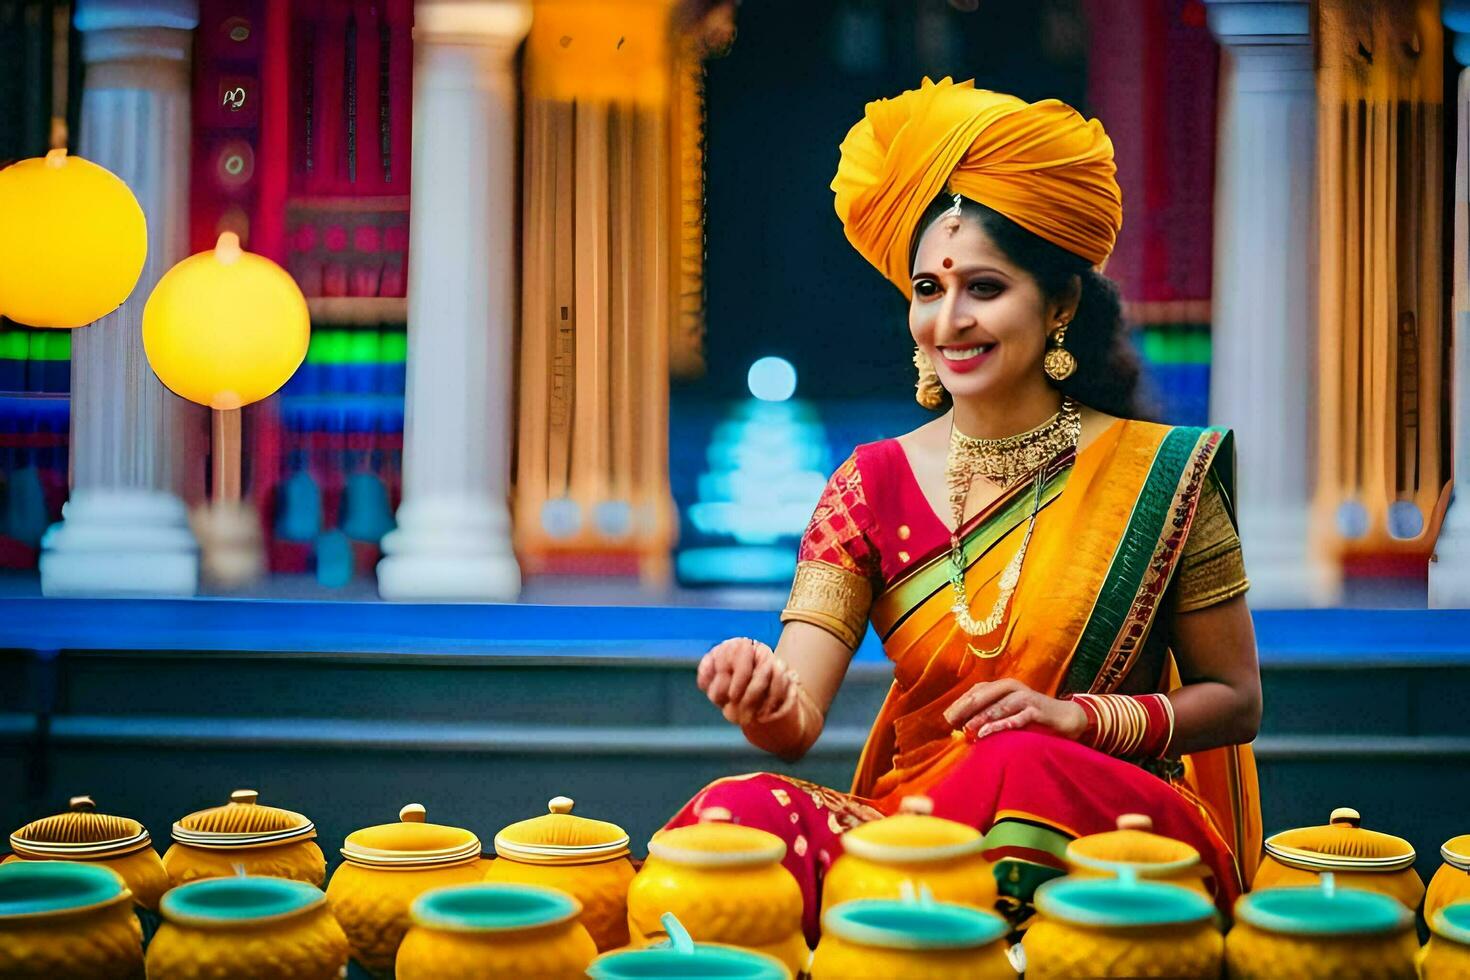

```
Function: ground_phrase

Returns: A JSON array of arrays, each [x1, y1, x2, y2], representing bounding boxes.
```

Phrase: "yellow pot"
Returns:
[[0, 860, 143, 979], [1225, 874, 1417, 980], [822, 795, 996, 915], [1023, 869, 1222, 979], [1254, 806, 1424, 911], [6, 795, 169, 913], [486, 794, 636, 952], [396, 882, 597, 979], [1420, 902, 1470, 979], [628, 820, 809, 976], [1065, 813, 1212, 901], [811, 885, 1014, 979], [145, 875, 347, 980], [1427, 836, 1470, 921], [162, 788, 325, 887], [590, 912, 791, 979], [326, 802, 488, 978]]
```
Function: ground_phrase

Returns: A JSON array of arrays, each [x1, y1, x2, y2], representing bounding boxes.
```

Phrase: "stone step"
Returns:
[[11, 649, 1470, 739]]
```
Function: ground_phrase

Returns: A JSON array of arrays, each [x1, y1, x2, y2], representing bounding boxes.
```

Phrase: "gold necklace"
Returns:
[[946, 397, 1081, 652], [947, 397, 1082, 490]]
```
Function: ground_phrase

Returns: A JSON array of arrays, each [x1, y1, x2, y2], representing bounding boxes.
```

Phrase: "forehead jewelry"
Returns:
[[940, 192, 964, 235]]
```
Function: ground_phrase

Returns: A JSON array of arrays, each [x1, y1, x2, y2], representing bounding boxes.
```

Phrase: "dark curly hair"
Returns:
[[911, 195, 1149, 420]]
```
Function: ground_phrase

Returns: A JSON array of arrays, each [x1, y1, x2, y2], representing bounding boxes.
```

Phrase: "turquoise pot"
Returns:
[[147, 876, 347, 980], [0, 860, 144, 978], [589, 912, 791, 979], [1235, 877, 1412, 937]]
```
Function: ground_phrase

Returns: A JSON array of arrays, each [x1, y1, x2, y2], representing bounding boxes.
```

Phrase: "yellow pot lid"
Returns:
[[171, 789, 316, 851], [10, 796, 152, 861], [494, 796, 630, 866], [1066, 814, 1200, 876], [342, 804, 481, 870], [840, 797, 982, 864], [647, 821, 786, 868], [1264, 807, 1415, 873], [1442, 836, 1470, 872]]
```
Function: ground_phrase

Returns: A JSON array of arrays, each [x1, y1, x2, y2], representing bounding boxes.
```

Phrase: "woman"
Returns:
[[668, 78, 1263, 940]]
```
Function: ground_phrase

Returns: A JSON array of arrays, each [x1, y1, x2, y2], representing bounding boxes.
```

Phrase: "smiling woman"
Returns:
[[660, 78, 1263, 943], [907, 193, 1142, 425]]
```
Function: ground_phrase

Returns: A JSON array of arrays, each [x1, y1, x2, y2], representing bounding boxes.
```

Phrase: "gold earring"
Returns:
[[1044, 320, 1077, 381], [913, 347, 946, 410]]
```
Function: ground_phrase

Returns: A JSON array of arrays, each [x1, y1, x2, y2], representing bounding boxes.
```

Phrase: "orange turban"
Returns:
[[832, 77, 1122, 297]]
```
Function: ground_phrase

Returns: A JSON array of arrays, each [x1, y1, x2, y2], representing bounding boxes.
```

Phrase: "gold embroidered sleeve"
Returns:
[[781, 561, 874, 651], [1173, 474, 1250, 613]]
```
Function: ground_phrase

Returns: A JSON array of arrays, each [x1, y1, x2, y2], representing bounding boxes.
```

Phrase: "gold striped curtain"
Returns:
[[1315, 0, 1451, 562], [515, 0, 681, 582], [670, 35, 708, 379]]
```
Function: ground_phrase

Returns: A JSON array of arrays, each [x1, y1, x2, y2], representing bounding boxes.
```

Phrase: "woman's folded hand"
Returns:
[[942, 677, 1088, 741]]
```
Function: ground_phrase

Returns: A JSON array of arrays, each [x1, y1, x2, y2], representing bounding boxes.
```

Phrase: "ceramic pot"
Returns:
[[628, 820, 808, 975], [1419, 901, 1470, 979], [395, 882, 597, 979], [145, 875, 347, 980], [0, 860, 143, 979], [821, 796, 995, 915], [1225, 873, 1417, 980], [486, 794, 635, 951], [1064, 813, 1211, 900], [325, 802, 488, 978], [6, 795, 169, 914], [1427, 836, 1470, 920], [162, 789, 325, 887], [811, 884, 1013, 979], [1023, 868, 1222, 979], [1253, 807, 1423, 910]]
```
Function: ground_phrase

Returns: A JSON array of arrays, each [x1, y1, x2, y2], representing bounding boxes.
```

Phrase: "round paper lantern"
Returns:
[[142, 232, 309, 410], [0, 149, 147, 328]]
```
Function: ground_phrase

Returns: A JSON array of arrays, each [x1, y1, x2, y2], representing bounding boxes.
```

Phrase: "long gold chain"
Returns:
[[946, 398, 1081, 650]]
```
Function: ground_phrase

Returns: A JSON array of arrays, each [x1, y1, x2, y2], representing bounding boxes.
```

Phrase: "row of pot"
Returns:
[[9, 845, 1470, 979], [8, 789, 1470, 978]]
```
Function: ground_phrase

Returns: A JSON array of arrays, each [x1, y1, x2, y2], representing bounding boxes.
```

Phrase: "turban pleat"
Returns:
[[832, 78, 1123, 297]]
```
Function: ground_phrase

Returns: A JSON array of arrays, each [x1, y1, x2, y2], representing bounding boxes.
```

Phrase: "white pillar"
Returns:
[[40, 0, 202, 597], [376, 0, 528, 600], [1206, 0, 1340, 606], [1430, 63, 1470, 606]]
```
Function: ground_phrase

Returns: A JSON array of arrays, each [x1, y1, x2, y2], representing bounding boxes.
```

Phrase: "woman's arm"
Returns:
[[698, 621, 857, 762], [942, 595, 1262, 756], [1163, 593, 1262, 753]]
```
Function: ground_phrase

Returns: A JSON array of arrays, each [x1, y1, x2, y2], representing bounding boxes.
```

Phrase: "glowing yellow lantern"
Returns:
[[0, 149, 147, 328], [142, 231, 308, 411]]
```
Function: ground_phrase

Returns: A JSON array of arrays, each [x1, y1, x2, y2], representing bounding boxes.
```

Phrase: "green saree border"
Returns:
[[874, 457, 1073, 642], [1061, 426, 1231, 695]]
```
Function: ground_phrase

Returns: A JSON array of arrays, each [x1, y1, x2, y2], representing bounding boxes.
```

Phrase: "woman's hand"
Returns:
[[697, 637, 795, 726], [942, 678, 1088, 741]]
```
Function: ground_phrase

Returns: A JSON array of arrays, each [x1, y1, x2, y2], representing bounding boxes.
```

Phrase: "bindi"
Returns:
[[941, 257, 953, 269]]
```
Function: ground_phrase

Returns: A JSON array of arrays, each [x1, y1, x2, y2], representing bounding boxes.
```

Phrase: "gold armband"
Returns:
[[780, 560, 873, 650]]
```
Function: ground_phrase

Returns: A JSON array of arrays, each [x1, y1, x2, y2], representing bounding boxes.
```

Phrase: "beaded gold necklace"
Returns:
[[946, 397, 1081, 655]]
